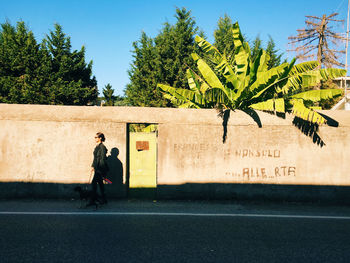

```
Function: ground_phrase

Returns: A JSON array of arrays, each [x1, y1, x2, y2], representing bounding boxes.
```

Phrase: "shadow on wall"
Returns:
[[0, 147, 125, 199], [106, 147, 123, 195], [292, 114, 339, 147], [225, 108, 340, 147]]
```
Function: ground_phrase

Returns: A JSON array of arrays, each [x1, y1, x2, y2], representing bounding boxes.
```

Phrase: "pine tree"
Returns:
[[155, 7, 198, 90], [251, 35, 262, 62], [0, 21, 97, 105], [214, 15, 235, 57], [125, 32, 165, 107], [0, 21, 50, 104], [0, 22, 17, 102], [114, 95, 128, 106], [102, 83, 115, 106], [266, 36, 283, 69], [126, 7, 199, 107], [45, 24, 98, 105]]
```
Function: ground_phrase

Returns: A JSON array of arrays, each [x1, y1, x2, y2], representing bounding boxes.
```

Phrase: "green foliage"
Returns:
[[266, 36, 283, 69], [0, 21, 97, 105], [114, 95, 129, 106], [102, 83, 115, 106], [125, 7, 199, 107], [0, 22, 50, 103], [45, 24, 98, 105], [318, 79, 342, 109], [290, 89, 342, 101], [157, 7, 198, 90], [158, 22, 346, 125], [251, 35, 262, 62], [214, 15, 235, 58], [250, 35, 283, 70], [125, 32, 165, 107], [129, 123, 158, 133]]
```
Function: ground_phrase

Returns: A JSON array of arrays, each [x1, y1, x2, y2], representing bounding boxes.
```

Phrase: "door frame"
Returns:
[[126, 123, 158, 199]]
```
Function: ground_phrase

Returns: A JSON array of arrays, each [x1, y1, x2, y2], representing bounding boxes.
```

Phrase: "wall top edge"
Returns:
[[0, 103, 349, 127]]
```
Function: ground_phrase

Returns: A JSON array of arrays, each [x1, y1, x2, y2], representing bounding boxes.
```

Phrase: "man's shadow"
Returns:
[[106, 147, 124, 197]]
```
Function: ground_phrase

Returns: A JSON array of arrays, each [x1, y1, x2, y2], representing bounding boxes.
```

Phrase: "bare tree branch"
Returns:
[[288, 12, 345, 69]]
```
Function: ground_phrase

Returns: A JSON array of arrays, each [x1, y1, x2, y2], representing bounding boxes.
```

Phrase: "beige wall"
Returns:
[[1, 104, 350, 188], [0, 105, 126, 185], [158, 122, 350, 186]]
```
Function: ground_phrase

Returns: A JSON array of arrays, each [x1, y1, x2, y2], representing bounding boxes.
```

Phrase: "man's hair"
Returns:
[[96, 132, 105, 142]]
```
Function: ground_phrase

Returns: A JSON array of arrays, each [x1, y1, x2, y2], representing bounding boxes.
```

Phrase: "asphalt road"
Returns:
[[1, 200, 350, 263]]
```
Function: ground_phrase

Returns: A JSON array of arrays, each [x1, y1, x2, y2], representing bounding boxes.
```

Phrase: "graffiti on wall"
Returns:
[[173, 143, 296, 182], [225, 166, 296, 181]]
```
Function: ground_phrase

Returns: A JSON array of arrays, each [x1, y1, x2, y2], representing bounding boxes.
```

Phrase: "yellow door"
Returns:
[[129, 132, 157, 194]]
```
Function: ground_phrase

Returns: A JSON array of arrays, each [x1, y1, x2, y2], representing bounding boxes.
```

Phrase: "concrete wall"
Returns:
[[1, 104, 350, 201]]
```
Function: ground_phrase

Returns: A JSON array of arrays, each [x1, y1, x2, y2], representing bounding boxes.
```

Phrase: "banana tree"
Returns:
[[158, 22, 346, 125]]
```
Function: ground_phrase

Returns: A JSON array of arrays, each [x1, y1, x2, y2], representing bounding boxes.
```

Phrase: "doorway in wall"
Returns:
[[127, 123, 158, 199]]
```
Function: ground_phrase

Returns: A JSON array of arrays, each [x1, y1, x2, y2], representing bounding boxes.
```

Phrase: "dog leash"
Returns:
[[88, 169, 93, 183], [103, 177, 112, 184], [89, 169, 112, 184]]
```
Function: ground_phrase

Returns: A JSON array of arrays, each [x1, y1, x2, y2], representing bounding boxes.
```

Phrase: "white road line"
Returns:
[[0, 211, 350, 220]]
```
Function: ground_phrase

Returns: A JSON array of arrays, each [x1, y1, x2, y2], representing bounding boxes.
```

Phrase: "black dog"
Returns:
[[73, 186, 102, 210]]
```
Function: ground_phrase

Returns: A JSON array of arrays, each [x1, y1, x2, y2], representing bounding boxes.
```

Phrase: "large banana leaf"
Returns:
[[163, 93, 179, 106], [194, 37, 236, 83], [178, 102, 197, 108], [275, 98, 285, 113], [197, 59, 225, 90], [249, 63, 290, 94], [249, 99, 274, 112], [249, 98, 285, 113], [163, 91, 199, 108], [278, 66, 346, 94], [289, 61, 319, 76], [319, 68, 347, 79], [186, 64, 211, 93], [249, 49, 269, 84], [205, 88, 233, 107], [158, 84, 205, 107], [291, 89, 343, 101], [215, 55, 236, 83], [232, 22, 245, 50], [200, 81, 210, 94], [186, 69, 200, 94], [191, 53, 200, 62], [257, 51, 269, 73], [247, 63, 291, 107], [291, 99, 326, 125], [232, 23, 250, 78], [195, 35, 223, 65]]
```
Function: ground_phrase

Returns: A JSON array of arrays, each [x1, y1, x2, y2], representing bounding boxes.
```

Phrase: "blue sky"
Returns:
[[1, 0, 349, 96]]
